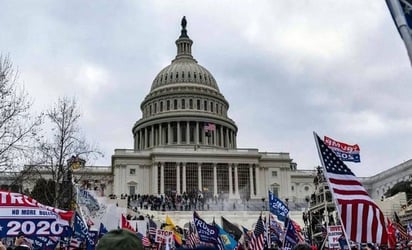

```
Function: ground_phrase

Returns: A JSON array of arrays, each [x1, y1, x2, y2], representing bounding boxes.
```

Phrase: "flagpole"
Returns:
[[387, 0, 412, 66], [313, 132, 352, 248], [267, 210, 271, 248]]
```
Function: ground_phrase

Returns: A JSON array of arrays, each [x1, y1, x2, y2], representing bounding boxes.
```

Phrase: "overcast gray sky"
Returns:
[[1, 1, 411, 177]]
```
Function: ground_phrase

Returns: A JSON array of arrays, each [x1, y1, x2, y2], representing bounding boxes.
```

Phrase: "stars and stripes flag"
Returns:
[[283, 218, 299, 249], [394, 212, 408, 241], [386, 0, 412, 66], [249, 215, 265, 250], [204, 123, 216, 132], [121, 214, 136, 233], [69, 237, 81, 250], [314, 132, 388, 244]]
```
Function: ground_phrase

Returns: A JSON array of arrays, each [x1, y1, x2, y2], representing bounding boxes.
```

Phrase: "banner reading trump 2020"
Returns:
[[0, 190, 74, 237]]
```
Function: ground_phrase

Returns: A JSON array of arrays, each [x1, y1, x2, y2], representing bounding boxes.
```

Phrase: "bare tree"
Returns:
[[0, 54, 42, 173], [34, 97, 102, 209]]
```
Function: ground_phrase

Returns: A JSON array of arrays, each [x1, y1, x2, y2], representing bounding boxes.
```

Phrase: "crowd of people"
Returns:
[[119, 190, 230, 212]]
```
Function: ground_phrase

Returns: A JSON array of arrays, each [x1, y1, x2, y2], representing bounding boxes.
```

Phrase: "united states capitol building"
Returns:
[[3, 17, 412, 228], [110, 17, 315, 207]]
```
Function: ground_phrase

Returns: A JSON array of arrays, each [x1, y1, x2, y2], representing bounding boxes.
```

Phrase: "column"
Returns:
[[213, 164, 217, 197], [144, 127, 148, 148], [228, 164, 233, 198], [177, 122, 181, 144], [152, 162, 158, 195], [122, 165, 127, 195], [249, 165, 254, 198], [234, 164, 239, 198], [213, 127, 217, 146], [151, 125, 154, 147], [167, 122, 171, 145], [195, 122, 199, 145], [225, 128, 229, 148], [203, 125, 207, 145], [220, 126, 224, 147], [160, 162, 165, 194], [198, 163, 202, 191], [176, 163, 181, 194], [159, 123, 164, 146], [255, 165, 260, 198], [186, 121, 190, 144], [139, 130, 143, 149], [182, 163, 187, 193], [234, 133, 237, 148]]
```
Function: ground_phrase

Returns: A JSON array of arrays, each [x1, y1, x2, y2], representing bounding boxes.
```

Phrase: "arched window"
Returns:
[[160, 101, 163, 112], [181, 99, 186, 109], [270, 184, 280, 197]]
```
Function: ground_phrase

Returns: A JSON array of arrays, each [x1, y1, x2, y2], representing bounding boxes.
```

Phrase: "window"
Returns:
[[166, 100, 170, 110], [291, 186, 294, 191], [304, 186, 309, 191], [181, 99, 185, 109], [189, 99, 193, 109], [211, 102, 214, 112], [272, 171, 277, 177], [130, 169, 136, 175], [160, 101, 163, 112], [270, 184, 279, 197], [154, 103, 157, 113], [129, 185, 136, 195], [204, 100, 207, 111], [174, 99, 178, 110], [197, 100, 201, 110]]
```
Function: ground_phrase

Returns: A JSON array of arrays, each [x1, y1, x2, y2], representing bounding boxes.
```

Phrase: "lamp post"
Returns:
[[65, 155, 86, 210]]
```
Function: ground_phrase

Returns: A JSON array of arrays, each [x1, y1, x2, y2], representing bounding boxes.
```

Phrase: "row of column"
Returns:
[[135, 121, 237, 150], [152, 162, 258, 199]]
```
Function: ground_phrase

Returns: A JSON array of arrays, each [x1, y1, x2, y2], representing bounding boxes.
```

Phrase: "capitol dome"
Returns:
[[132, 17, 237, 150]]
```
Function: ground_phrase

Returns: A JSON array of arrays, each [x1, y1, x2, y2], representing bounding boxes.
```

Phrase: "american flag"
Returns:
[[283, 218, 299, 249], [314, 133, 388, 244], [148, 217, 158, 237], [249, 215, 265, 250], [69, 237, 82, 249], [142, 235, 152, 247], [204, 123, 216, 132], [394, 212, 408, 241], [290, 219, 304, 243], [185, 230, 201, 249]]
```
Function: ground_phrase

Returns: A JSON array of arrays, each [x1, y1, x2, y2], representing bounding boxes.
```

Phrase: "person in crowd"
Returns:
[[96, 229, 144, 250], [6, 232, 31, 250]]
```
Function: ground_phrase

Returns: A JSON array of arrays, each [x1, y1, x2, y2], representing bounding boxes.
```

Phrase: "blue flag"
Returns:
[[193, 212, 221, 248], [215, 223, 237, 250], [86, 230, 99, 250], [268, 191, 289, 222], [73, 212, 88, 242], [99, 223, 108, 238]]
